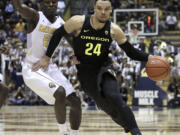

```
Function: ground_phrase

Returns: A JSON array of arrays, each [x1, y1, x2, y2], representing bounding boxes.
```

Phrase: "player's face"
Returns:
[[41, 0, 58, 15], [94, 0, 112, 23]]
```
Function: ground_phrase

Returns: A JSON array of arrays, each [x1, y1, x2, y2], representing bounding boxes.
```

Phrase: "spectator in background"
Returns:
[[153, 41, 166, 57], [122, 63, 134, 89], [14, 19, 26, 43], [70, 0, 90, 16], [57, 0, 66, 17], [166, 12, 177, 30], [177, 21, 180, 30], [4, 1, 14, 18], [25, 90, 39, 105], [167, 85, 180, 108], [9, 85, 26, 105], [175, 85, 180, 98], [14, 63, 24, 90], [111, 0, 120, 9], [0, 10, 4, 24], [14, 19, 25, 33], [119, 83, 128, 103], [167, 79, 177, 100], [0, 30, 6, 45], [84, 94, 96, 107], [159, 16, 166, 33], [0, 1, 5, 11], [165, 1, 176, 12], [9, 12, 19, 26]]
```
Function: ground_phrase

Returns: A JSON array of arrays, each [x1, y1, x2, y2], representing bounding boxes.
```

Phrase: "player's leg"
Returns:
[[101, 73, 141, 135], [53, 86, 69, 135], [47, 66, 82, 135], [66, 93, 82, 135], [55, 74, 81, 135], [22, 64, 69, 135], [54, 86, 66, 124], [0, 83, 9, 109]]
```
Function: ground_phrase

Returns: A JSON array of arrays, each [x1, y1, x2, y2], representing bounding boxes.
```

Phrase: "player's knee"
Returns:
[[104, 92, 126, 109], [67, 93, 81, 109], [53, 86, 66, 101]]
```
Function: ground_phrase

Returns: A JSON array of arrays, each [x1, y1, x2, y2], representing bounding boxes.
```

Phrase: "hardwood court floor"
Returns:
[[0, 106, 180, 135]]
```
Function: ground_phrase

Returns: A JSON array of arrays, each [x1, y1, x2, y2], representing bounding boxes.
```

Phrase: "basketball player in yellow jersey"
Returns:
[[33, 0, 155, 134], [12, 0, 81, 135]]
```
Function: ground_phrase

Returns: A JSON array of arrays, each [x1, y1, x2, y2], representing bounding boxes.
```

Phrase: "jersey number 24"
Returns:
[[85, 43, 102, 56]]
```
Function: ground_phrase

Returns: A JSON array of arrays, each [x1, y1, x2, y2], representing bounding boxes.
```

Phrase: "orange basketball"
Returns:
[[145, 56, 171, 81]]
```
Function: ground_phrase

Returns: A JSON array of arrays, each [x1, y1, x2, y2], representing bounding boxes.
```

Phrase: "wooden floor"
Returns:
[[0, 106, 180, 135]]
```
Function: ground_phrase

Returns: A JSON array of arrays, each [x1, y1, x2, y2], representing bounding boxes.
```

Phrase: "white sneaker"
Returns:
[[70, 130, 79, 135], [60, 132, 69, 135]]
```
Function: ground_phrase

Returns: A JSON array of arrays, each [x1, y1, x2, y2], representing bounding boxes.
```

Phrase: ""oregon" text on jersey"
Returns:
[[81, 35, 110, 42]]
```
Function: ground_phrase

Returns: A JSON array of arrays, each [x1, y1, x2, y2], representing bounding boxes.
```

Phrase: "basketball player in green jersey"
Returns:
[[33, 0, 154, 134]]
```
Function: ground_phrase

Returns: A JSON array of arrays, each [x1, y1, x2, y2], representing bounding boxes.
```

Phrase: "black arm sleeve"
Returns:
[[46, 25, 68, 57], [119, 41, 149, 62]]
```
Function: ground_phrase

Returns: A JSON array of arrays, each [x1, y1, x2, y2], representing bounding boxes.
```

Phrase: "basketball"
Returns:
[[145, 56, 171, 81]]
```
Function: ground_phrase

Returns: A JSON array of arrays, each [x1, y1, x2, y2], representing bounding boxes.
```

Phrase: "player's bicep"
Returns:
[[112, 23, 127, 45], [64, 15, 84, 34]]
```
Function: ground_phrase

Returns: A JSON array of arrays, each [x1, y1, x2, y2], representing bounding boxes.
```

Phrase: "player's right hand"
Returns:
[[31, 55, 50, 72]]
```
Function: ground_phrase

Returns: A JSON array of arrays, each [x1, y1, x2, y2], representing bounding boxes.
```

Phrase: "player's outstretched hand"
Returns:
[[32, 55, 50, 72], [0, 46, 10, 55]]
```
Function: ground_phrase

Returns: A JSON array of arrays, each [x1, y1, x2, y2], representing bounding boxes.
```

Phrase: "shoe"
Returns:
[[63, 133, 69, 135], [70, 130, 79, 135], [61, 132, 69, 135]]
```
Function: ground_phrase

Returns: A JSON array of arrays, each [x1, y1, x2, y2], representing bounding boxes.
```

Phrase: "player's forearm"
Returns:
[[12, 0, 23, 11], [119, 41, 149, 62], [46, 25, 69, 57], [13, 0, 37, 20]]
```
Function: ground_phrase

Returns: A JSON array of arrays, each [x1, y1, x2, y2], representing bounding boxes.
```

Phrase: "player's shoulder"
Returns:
[[69, 15, 85, 24], [110, 22, 127, 44], [111, 22, 119, 29], [64, 15, 85, 33], [111, 22, 123, 33]]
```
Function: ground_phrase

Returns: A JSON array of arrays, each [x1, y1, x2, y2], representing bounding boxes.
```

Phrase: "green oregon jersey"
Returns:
[[73, 15, 112, 66]]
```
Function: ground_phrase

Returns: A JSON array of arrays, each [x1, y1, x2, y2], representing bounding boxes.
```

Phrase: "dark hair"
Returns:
[[95, 0, 112, 4], [38, 0, 43, 2]]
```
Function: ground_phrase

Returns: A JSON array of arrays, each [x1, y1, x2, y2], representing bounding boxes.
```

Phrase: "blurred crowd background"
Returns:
[[0, 0, 180, 108]]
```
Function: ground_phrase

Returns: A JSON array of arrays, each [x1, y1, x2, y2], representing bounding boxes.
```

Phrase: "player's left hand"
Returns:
[[32, 55, 50, 71], [148, 55, 154, 60]]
